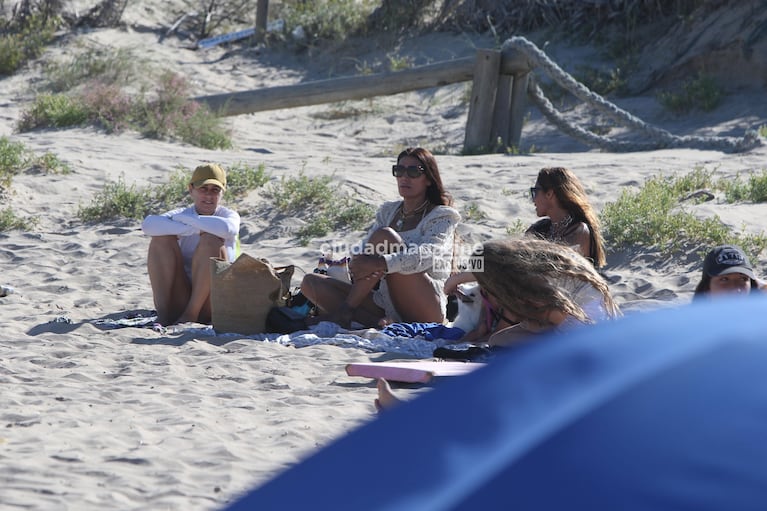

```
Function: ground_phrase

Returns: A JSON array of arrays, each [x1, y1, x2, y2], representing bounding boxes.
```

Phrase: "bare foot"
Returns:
[[374, 378, 402, 412], [309, 304, 354, 328], [378, 316, 395, 327]]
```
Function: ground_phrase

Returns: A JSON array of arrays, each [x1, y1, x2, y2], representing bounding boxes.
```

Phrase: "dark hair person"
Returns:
[[300, 147, 460, 329], [693, 245, 762, 299], [526, 167, 606, 268]]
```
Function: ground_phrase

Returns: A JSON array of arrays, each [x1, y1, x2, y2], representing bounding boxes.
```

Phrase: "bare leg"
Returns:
[[301, 273, 384, 327], [147, 236, 190, 326], [369, 228, 444, 324], [374, 378, 402, 412], [177, 232, 226, 324]]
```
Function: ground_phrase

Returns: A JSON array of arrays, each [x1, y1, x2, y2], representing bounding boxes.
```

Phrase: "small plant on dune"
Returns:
[[0, 136, 70, 190], [278, 0, 375, 45], [0, 12, 58, 76], [18, 72, 232, 150], [268, 171, 375, 245], [505, 218, 527, 236], [42, 47, 140, 93], [77, 177, 152, 222], [17, 93, 89, 131], [135, 72, 232, 150], [0, 207, 38, 232], [573, 64, 628, 97], [270, 172, 336, 213], [0, 137, 32, 185], [601, 171, 767, 260], [657, 73, 724, 115], [387, 53, 414, 71], [719, 170, 767, 203], [462, 202, 487, 221], [33, 151, 71, 174], [78, 82, 134, 133], [226, 162, 271, 196]]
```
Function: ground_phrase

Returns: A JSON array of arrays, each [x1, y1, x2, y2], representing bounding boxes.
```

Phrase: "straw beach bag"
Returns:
[[210, 253, 294, 334]]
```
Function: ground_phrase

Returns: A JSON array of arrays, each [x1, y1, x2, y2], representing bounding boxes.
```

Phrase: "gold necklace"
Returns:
[[395, 200, 429, 230]]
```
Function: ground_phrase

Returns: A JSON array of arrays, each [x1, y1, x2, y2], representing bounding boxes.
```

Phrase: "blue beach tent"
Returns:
[[223, 295, 767, 511]]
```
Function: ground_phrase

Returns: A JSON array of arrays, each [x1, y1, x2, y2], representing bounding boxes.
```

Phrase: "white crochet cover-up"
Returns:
[[358, 200, 461, 322]]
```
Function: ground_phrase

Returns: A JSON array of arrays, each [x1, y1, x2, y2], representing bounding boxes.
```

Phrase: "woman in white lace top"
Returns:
[[301, 147, 460, 328]]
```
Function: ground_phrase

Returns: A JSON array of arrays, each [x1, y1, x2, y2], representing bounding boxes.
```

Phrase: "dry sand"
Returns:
[[1, 2, 766, 509]]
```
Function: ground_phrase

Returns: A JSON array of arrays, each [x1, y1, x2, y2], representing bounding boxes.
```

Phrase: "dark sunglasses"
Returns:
[[530, 186, 543, 200], [392, 165, 425, 178]]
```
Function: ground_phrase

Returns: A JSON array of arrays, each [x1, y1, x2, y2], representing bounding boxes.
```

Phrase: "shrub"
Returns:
[[268, 171, 375, 245], [18, 73, 232, 150], [0, 13, 57, 76], [462, 202, 487, 221], [0, 207, 37, 231], [17, 93, 89, 131], [0, 137, 31, 184], [279, 0, 375, 45], [226, 162, 270, 196], [79, 82, 134, 133], [77, 177, 151, 222], [0, 136, 69, 190], [43, 47, 139, 92], [601, 171, 767, 259], [658, 73, 724, 114]]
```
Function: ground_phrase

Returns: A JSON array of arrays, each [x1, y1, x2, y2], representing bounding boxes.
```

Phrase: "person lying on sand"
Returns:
[[693, 244, 764, 299], [526, 166, 606, 269], [141, 163, 240, 326], [376, 238, 620, 411], [461, 238, 620, 347], [442, 273, 517, 344], [301, 147, 460, 329]]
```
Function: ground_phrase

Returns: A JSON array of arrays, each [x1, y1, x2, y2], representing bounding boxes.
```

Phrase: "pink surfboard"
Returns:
[[345, 361, 485, 383]]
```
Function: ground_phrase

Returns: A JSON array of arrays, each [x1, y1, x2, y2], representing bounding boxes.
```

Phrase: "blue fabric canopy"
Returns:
[[223, 295, 767, 511]]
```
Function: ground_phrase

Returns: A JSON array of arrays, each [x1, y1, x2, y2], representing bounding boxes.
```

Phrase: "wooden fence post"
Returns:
[[463, 49, 501, 154], [255, 0, 269, 42], [500, 43, 534, 151], [507, 72, 530, 149], [490, 74, 512, 150]]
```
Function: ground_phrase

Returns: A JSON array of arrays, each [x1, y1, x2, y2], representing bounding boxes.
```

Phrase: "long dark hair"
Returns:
[[536, 167, 605, 268], [398, 147, 453, 206]]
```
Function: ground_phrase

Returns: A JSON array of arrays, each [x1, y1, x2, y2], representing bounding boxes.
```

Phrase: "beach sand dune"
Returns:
[[1, 3, 766, 508]]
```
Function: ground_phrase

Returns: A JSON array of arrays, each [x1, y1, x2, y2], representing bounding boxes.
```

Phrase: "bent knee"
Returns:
[[300, 273, 323, 296], [366, 227, 405, 254], [196, 232, 225, 253]]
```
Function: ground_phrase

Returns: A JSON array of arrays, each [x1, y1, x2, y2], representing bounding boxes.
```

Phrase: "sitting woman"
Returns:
[[376, 237, 620, 410], [526, 166, 606, 269], [693, 245, 763, 299], [301, 147, 460, 328]]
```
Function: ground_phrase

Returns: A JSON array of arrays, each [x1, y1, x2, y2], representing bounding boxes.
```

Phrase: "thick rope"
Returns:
[[503, 36, 762, 153]]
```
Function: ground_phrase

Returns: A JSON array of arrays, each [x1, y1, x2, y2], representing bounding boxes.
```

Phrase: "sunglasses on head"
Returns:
[[530, 186, 543, 200], [392, 165, 425, 178]]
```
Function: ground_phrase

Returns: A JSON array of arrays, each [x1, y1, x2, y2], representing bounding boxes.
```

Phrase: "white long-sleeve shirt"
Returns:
[[142, 205, 240, 276]]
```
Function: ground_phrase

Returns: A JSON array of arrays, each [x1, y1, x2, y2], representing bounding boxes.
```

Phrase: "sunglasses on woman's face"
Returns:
[[392, 165, 425, 178], [530, 186, 543, 200]]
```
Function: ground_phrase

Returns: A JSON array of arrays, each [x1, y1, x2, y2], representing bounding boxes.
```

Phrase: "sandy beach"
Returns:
[[1, 1, 766, 509]]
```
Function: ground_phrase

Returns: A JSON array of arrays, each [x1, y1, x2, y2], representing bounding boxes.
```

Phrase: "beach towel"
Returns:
[[381, 322, 466, 341]]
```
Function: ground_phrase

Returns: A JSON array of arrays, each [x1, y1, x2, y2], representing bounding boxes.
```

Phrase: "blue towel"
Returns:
[[382, 322, 466, 341]]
